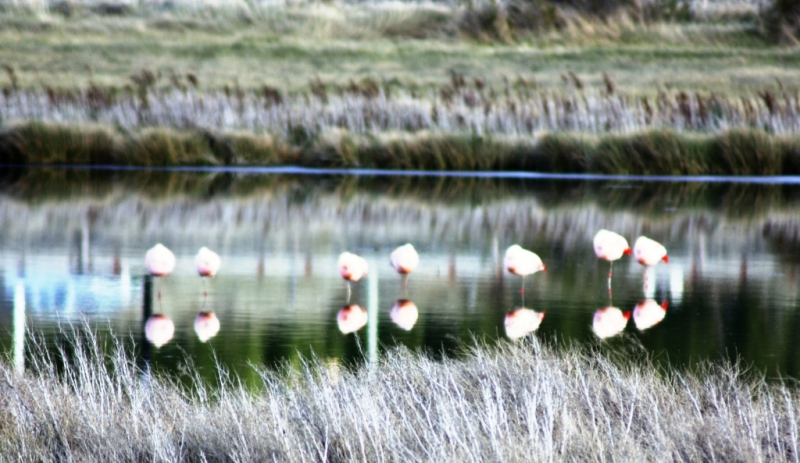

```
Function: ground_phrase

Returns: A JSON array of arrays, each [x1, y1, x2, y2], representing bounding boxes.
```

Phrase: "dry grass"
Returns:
[[1, 328, 799, 461], [3, 73, 799, 137]]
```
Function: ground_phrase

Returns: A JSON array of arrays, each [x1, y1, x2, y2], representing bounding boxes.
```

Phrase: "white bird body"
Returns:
[[633, 236, 669, 267], [593, 229, 631, 262], [338, 252, 369, 282], [592, 307, 630, 339], [504, 308, 545, 340], [145, 314, 175, 348], [195, 247, 221, 277], [337, 304, 368, 334], [633, 300, 668, 331], [194, 311, 221, 342], [504, 245, 546, 276], [145, 244, 176, 277], [390, 244, 419, 274], [390, 299, 419, 331]]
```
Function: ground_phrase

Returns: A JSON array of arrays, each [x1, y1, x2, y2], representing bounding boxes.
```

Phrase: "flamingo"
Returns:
[[338, 252, 369, 302], [390, 244, 419, 289], [145, 314, 175, 348], [633, 300, 668, 331], [145, 243, 175, 298], [195, 247, 221, 277], [195, 247, 221, 296], [633, 236, 668, 285], [390, 299, 419, 331], [504, 308, 545, 340], [592, 307, 630, 339], [194, 311, 221, 342], [145, 243, 175, 276], [504, 245, 546, 300], [633, 236, 669, 267], [593, 229, 631, 288], [337, 304, 368, 334]]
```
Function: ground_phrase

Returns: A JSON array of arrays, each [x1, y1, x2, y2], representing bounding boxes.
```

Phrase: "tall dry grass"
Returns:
[[1, 329, 799, 461], [3, 74, 799, 137]]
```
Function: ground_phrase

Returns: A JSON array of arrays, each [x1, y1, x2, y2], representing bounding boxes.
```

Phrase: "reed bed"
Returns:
[[1, 329, 799, 461], [3, 70, 800, 173], [3, 74, 800, 137]]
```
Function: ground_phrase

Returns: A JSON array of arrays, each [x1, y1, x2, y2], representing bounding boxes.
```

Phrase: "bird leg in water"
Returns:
[[402, 273, 409, 291], [157, 277, 164, 300], [202, 277, 208, 298], [346, 282, 352, 304], [520, 275, 526, 307], [607, 261, 613, 294]]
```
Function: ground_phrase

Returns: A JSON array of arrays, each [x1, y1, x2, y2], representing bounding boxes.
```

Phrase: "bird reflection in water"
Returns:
[[145, 314, 175, 348], [194, 311, 221, 342], [504, 308, 545, 340], [390, 299, 419, 331], [633, 300, 668, 331], [592, 307, 630, 340], [337, 304, 368, 334]]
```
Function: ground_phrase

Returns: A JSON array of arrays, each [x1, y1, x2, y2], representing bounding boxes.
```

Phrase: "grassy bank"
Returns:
[[1, 0, 798, 174], [0, 0, 797, 94], [2, 122, 800, 174], [2, 331, 799, 461]]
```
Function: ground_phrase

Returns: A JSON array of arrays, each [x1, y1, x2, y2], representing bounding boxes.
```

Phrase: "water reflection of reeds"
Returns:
[[0, 172, 798, 261]]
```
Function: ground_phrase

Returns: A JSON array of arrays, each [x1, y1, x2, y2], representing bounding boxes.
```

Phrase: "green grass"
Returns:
[[2, 329, 799, 461], [3, 122, 800, 175]]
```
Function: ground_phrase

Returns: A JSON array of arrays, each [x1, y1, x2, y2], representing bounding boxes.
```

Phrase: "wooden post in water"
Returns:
[[140, 275, 153, 372], [13, 281, 25, 374], [368, 261, 378, 364]]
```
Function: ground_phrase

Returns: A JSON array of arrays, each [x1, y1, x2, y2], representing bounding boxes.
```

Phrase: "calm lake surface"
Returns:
[[2, 169, 800, 384]]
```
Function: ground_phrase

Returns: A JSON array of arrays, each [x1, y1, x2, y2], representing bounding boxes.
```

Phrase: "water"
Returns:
[[2, 168, 800, 383]]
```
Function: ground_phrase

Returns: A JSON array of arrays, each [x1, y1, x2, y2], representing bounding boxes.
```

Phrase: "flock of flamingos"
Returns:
[[141, 230, 670, 348]]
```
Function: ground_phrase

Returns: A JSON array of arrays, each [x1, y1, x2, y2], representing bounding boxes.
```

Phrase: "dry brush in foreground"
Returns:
[[1, 331, 799, 461]]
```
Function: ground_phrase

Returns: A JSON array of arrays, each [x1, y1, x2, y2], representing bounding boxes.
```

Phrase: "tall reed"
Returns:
[[3, 79, 799, 137]]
